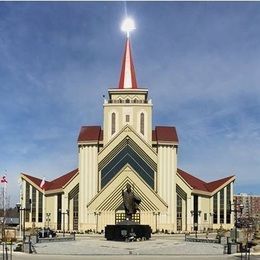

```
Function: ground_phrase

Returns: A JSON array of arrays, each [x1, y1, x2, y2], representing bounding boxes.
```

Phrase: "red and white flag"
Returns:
[[40, 177, 45, 189], [0, 175, 8, 184]]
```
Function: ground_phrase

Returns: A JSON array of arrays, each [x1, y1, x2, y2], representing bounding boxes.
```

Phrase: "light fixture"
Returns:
[[121, 17, 136, 38]]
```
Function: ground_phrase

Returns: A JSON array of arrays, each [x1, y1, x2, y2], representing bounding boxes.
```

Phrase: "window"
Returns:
[[115, 212, 140, 224], [140, 113, 144, 135], [177, 195, 182, 231], [25, 183, 30, 222], [126, 99, 130, 103], [126, 115, 130, 122], [31, 187, 36, 222], [193, 195, 198, 229], [204, 213, 207, 221], [57, 194, 62, 230], [220, 189, 224, 224], [73, 193, 79, 230], [38, 192, 43, 222], [213, 193, 218, 224], [226, 184, 231, 224], [111, 113, 116, 135]]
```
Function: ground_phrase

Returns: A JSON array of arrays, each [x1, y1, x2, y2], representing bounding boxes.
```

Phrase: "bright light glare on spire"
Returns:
[[121, 17, 136, 37]]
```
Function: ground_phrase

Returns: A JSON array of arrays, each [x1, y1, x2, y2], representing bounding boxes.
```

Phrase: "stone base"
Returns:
[[105, 220, 152, 241]]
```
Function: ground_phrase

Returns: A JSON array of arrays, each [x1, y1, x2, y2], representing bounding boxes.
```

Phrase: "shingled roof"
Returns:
[[152, 126, 179, 143], [78, 126, 103, 143], [78, 125, 178, 144], [22, 169, 78, 191], [177, 168, 234, 193]]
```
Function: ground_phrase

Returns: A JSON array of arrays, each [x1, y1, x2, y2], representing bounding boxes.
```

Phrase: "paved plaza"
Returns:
[[3, 234, 260, 260], [33, 236, 224, 255], [11, 254, 260, 260]]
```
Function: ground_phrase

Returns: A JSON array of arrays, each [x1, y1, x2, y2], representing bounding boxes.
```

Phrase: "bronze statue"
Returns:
[[122, 183, 141, 221]]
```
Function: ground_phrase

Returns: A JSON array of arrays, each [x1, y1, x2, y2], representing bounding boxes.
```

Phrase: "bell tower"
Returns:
[[103, 19, 153, 145]]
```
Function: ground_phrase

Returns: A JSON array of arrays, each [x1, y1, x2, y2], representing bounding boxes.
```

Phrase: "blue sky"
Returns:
[[0, 2, 260, 206]]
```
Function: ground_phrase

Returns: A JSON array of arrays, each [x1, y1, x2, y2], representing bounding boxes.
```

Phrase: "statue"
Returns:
[[122, 183, 141, 221], [105, 183, 151, 241]]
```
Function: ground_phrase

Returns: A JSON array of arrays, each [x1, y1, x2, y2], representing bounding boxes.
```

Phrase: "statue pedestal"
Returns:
[[105, 220, 152, 241]]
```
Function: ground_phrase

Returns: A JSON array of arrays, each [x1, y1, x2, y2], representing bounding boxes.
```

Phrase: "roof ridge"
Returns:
[[177, 168, 207, 184], [206, 175, 235, 185], [178, 168, 234, 193], [49, 168, 78, 182]]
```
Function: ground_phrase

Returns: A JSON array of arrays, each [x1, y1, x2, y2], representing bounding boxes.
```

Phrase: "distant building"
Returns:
[[0, 217, 19, 227], [19, 29, 235, 233], [234, 193, 260, 219]]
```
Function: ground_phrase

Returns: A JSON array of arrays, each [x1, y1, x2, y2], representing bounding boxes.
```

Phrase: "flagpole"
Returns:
[[1, 171, 8, 237]]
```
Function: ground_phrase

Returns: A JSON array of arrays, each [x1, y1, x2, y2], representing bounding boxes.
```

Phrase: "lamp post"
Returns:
[[194, 223, 198, 238], [191, 210, 201, 238], [153, 212, 160, 233], [230, 200, 244, 243], [209, 213, 214, 231], [16, 203, 22, 238], [16, 202, 31, 251], [60, 210, 69, 237], [46, 213, 51, 228], [94, 211, 101, 233]]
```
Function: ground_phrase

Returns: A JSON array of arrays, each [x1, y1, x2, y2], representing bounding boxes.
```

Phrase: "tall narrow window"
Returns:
[[177, 195, 182, 231], [213, 193, 218, 224], [140, 113, 144, 135], [57, 194, 62, 230], [25, 182, 30, 222], [31, 187, 36, 222], [220, 189, 224, 224], [126, 115, 130, 122], [226, 184, 231, 224], [73, 193, 79, 230], [111, 113, 116, 135], [38, 192, 43, 222]]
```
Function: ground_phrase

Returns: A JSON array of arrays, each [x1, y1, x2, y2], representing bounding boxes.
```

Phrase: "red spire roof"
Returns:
[[118, 38, 138, 89]]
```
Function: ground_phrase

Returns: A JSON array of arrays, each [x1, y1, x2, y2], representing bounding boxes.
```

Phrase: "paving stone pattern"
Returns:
[[34, 237, 224, 255]]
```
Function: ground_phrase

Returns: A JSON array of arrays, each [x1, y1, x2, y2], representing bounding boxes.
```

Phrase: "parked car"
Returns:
[[38, 228, 56, 238]]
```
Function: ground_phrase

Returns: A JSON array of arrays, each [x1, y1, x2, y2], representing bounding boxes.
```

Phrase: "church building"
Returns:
[[20, 25, 235, 233]]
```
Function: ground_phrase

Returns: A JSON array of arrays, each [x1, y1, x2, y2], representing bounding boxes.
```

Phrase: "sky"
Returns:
[[0, 2, 260, 206]]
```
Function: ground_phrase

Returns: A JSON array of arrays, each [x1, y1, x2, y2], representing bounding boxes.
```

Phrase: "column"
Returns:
[[230, 182, 234, 225], [224, 186, 227, 224], [36, 190, 39, 224], [198, 196, 201, 229], [29, 185, 32, 223], [217, 191, 220, 225], [191, 195, 194, 231], [42, 192, 46, 228]]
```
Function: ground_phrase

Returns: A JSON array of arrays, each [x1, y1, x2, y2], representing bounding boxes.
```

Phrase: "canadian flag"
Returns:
[[40, 177, 45, 189], [0, 175, 8, 184]]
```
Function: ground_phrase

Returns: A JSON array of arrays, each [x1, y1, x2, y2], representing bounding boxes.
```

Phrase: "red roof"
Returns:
[[118, 38, 138, 89], [22, 169, 78, 191], [153, 126, 179, 143], [177, 169, 208, 192], [177, 168, 234, 193], [206, 176, 235, 192], [78, 126, 102, 142], [22, 174, 50, 188]]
